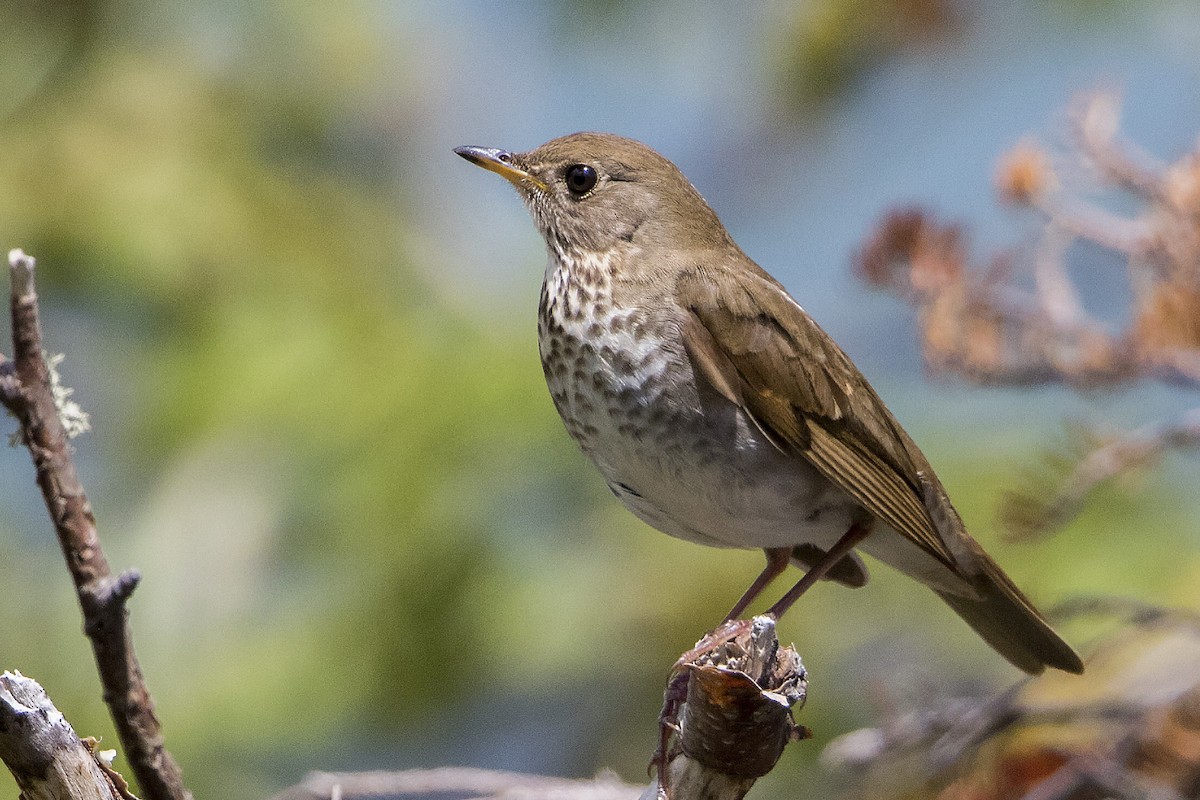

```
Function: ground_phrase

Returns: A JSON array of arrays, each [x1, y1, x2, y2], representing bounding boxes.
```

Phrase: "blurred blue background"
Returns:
[[1, 1, 1199, 797]]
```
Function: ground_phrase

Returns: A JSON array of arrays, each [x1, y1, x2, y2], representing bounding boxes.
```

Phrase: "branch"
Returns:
[[1002, 409, 1200, 540], [1071, 89, 1168, 204], [857, 92, 1200, 392], [272, 620, 808, 800], [821, 598, 1200, 800], [270, 768, 642, 800], [0, 671, 134, 800], [0, 249, 191, 800], [651, 617, 809, 800]]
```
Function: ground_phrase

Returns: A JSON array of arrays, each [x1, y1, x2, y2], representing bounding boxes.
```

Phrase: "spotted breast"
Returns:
[[536, 247, 859, 553]]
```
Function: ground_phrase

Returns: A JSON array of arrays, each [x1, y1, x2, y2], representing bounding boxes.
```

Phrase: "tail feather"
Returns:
[[935, 556, 1083, 675], [914, 471, 1082, 675]]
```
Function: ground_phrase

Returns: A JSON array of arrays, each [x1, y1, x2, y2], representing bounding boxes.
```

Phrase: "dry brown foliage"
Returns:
[[857, 91, 1200, 539]]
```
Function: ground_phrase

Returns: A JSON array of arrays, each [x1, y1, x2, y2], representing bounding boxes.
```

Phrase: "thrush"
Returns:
[[455, 133, 1083, 675]]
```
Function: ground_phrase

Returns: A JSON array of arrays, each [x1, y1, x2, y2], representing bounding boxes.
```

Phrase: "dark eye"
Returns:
[[564, 164, 598, 196]]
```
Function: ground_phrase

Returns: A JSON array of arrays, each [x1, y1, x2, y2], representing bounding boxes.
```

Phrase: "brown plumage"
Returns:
[[455, 133, 1083, 675]]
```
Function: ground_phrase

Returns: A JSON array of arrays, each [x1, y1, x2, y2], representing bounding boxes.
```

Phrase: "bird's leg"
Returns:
[[674, 526, 869, 687], [765, 521, 873, 619], [723, 547, 792, 622], [657, 547, 811, 778], [669, 549, 792, 678]]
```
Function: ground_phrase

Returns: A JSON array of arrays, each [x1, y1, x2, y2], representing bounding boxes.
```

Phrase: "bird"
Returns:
[[454, 132, 1083, 675]]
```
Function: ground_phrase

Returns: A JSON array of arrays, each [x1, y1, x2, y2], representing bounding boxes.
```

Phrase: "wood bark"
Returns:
[[0, 250, 189, 800], [0, 672, 134, 800]]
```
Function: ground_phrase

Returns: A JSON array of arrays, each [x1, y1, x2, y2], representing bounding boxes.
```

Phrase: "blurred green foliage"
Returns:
[[0, 2, 591, 796], [772, 0, 966, 105], [0, 2, 1195, 800], [770, 0, 1128, 106]]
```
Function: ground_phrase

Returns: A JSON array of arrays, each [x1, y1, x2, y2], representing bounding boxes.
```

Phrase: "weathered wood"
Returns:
[[0, 672, 133, 800], [271, 766, 642, 799], [650, 616, 809, 800]]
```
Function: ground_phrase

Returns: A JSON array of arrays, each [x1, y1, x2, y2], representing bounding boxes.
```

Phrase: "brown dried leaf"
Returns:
[[1163, 151, 1200, 217], [995, 139, 1057, 206], [1133, 283, 1200, 353], [962, 309, 1005, 374], [856, 208, 967, 297]]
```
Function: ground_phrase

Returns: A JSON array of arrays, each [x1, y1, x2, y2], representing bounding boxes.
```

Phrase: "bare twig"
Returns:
[[1003, 409, 1200, 540], [0, 249, 190, 800], [269, 767, 642, 800], [859, 91, 1200, 391], [1071, 90, 1167, 204], [858, 92, 1200, 536], [823, 598, 1200, 800]]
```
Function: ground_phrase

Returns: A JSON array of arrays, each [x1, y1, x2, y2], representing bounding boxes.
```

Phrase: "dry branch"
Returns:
[[271, 619, 809, 800], [0, 671, 135, 800], [822, 598, 1200, 800], [650, 617, 809, 800], [271, 767, 642, 800], [857, 92, 1200, 537], [0, 250, 190, 800], [1003, 410, 1200, 540], [858, 92, 1200, 390]]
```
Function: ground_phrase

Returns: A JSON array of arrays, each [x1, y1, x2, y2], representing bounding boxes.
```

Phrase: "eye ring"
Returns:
[[564, 164, 598, 196]]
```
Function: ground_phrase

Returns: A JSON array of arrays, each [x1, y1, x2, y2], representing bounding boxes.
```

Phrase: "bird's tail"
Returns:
[[935, 554, 1083, 675]]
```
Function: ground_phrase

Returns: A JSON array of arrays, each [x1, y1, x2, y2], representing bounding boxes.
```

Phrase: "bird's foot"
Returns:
[[669, 618, 755, 677]]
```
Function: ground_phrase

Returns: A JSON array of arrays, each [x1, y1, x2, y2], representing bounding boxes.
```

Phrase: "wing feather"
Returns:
[[673, 260, 1083, 674], [677, 266, 957, 569]]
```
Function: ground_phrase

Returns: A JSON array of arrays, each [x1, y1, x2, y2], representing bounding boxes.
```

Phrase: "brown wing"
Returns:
[[677, 261, 1084, 675], [676, 264, 959, 571], [677, 262, 1084, 674]]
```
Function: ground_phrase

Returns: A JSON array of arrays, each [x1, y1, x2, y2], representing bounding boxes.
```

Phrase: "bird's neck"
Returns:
[[543, 242, 612, 287], [540, 245, 615, 324]]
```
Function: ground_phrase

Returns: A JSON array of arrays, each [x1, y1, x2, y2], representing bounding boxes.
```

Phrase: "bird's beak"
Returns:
[[454, 145, 548, 192]]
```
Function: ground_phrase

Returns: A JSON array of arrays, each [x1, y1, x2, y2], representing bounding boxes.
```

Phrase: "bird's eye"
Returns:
[[564, 164, 598, 196]]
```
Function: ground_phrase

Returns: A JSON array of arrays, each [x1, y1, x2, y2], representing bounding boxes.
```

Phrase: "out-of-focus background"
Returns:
[[1, 1, 1198, 798]]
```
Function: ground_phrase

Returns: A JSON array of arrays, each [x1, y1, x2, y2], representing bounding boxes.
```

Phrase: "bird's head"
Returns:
[[455, 132, 730, 258]]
